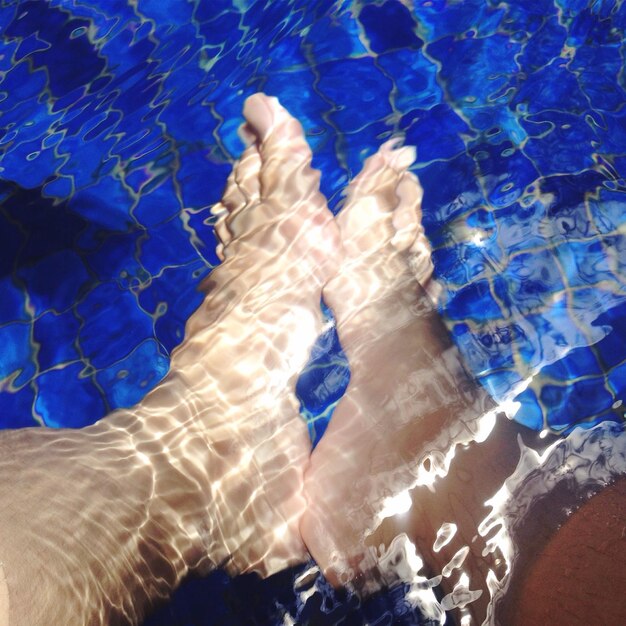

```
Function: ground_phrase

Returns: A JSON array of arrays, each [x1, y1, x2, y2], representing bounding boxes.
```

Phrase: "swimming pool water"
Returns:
[[0, 0, 625, 623]]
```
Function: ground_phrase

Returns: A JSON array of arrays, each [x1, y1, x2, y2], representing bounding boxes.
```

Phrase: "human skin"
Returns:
[[0, 93, 339, 625]]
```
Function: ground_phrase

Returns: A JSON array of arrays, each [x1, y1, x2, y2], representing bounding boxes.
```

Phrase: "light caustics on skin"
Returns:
[[127, 93, 341, 580], [310, 416, 626, 625], [0, 94, 340, 625]]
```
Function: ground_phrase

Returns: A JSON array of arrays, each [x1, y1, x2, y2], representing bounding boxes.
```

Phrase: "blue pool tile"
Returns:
[[465, 107, 527, 146], [517, 15, 567, 72], [377, 48, 442, 112], [590, 189, 626, 234], [542, 345, 603, 379], [607, 361, 626, 403], [0, 55, 49, 102], [138, 0, 195, 25], [559, 238, 622, 288], [0, 278, 27, 324], [541, 378, 615, 431], [593, 302, 626, 370], [316, 57, 394, 133], [96, 339, 169, 409], [296, 327, 349, 416], [0, 209, 24, 276], [512, 61, 589, 115], [77, 283, 154, 369], [416, 153, 484, 230], [513, 388, 545, 431], [2, 192, 87, 269], [84, 230, 145, 285], [358, 1, 423, 54], [436, 242, 496, 287], [140, 219, 199, 276], [33, 309, 81, 371], [134, 176, 182, 229], [506, 250, 566, 312], [35, 362, 106, 428], [480, 368, 529, 404], [541, 171, 606, 222], [427, 34, 521, 107], [495, 200, 548, 254], [402, 104, 469, 162], [42, 175, 74, 201], [571, 43, 626, 112], [0, 385, 38, 429], [522, 111, 596, 176], [0, 322, 35, 388], [414, 0, 505, 40], [473, 142, 539, 209], [314, 150, 350, 212], [137, 263, 206, 354], [446, 280, 505, 322], [568, 5, 622, 45], [341, 120, 395, 177], [597, 108, 626, 153], [6, 2, 106, 98], [556, 0, 592, 14], [303, 8, 367, 64], [0, 140, 63, 189], [17, 250, 90, 316]]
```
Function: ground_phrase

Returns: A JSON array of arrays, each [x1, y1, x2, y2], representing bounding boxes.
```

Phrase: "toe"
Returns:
[[391, 171, 422, 251], [242, 93, 283, 142], [243, 94, 318, 212], [211, 203, 231, 254], [337, 140, 424, 260], [211, 143, 263, 254], [223, 145, 263, 240], [219, 145, 258, 215]]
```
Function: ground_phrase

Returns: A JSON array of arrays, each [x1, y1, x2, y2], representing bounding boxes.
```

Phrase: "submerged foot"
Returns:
[[299, 141, 626, 625], [300, 141, 497, 612], [137, 93, 340, 578]]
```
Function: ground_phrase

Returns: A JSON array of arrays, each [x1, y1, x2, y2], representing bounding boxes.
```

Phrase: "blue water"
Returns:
[[0, 0, 625, 623]]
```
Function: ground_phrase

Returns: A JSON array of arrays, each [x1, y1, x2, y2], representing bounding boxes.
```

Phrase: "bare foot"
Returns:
[[299, 140, 525, 626], [301, 140, 495, 582], [149, 94, 340, 577], [300, 140, 626, 625]]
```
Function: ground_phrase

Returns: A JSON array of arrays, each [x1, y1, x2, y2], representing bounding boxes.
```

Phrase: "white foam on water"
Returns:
[[441, 546, 470, 578], [433, 522, 457, 553], [377, 533, 447, 624]]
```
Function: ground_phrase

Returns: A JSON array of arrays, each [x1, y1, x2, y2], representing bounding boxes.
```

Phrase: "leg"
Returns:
[[0, 94, 340, 625], [300, 141, 626, 624]]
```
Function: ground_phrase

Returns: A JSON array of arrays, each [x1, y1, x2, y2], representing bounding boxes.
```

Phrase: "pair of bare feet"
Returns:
[[195, 94, 626, 626], [171, 93, 504, 622], [143, 94, 626, 625], [2, 93, 624, 626]]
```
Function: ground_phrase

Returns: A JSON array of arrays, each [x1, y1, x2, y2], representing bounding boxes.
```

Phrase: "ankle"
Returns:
[[98, 396, 218, 575]]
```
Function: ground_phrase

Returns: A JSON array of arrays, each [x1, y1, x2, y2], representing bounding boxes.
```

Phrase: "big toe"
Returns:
[[226, 94, 339, 272]]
